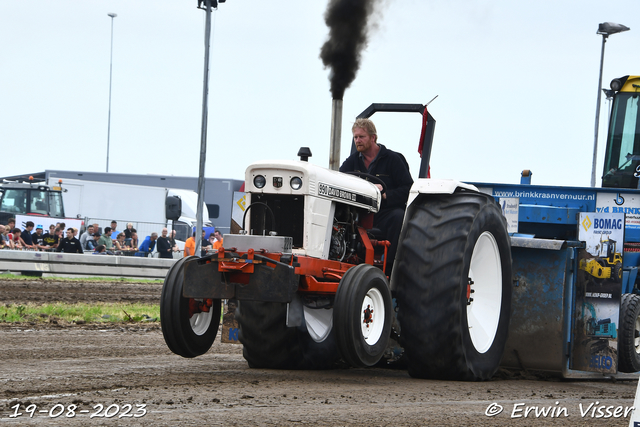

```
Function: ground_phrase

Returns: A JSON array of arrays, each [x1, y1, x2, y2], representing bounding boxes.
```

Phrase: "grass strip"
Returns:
[[0, 302, 160, 324]]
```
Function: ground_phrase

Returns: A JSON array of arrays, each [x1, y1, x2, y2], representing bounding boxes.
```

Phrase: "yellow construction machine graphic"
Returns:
[[579, 239, 623, 282]]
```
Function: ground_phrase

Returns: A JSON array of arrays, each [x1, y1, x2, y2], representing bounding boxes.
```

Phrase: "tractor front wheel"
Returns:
[[161, 256, 221, 358], [334, 264, 392, 367]]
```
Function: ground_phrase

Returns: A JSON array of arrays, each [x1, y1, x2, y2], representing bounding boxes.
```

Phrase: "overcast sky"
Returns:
[[2, 0, 638, 188]]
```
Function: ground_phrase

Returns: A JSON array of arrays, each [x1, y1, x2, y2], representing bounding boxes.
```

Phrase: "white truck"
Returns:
[[46, 178, 211, 245]]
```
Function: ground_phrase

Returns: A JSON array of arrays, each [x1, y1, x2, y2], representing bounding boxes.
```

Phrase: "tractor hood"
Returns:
[[246, 160, 381, 213]]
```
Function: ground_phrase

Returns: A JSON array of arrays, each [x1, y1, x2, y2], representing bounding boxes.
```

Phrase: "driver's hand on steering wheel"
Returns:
[[375, 184, 386, 199]]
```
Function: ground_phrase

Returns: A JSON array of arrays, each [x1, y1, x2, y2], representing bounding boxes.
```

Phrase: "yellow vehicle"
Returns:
[[579, 239, 623, 282], [602, 76, 640, 189], [602, 239, 623, 279]]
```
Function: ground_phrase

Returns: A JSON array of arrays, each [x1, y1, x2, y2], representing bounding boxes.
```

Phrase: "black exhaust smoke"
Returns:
[[321, 0, 381, 169], [320, 0, 378, 100]]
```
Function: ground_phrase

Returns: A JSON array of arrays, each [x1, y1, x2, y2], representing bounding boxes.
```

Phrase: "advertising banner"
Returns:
[[571, 212, 624, 373], [596, 192, 640, 231], [221, 299, 239, 344], [498, 198, 519, 234]]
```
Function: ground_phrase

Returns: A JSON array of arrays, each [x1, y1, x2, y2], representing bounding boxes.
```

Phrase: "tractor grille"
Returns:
[[249, 193, 304, 248]]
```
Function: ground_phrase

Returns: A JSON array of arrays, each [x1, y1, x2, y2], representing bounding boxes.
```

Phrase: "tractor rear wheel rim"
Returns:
[[361, 287, 385, 345], [190, 299, 214, 336], [467, 231, 502, 354]]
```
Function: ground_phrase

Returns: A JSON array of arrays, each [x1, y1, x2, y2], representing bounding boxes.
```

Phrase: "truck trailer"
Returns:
[[48, 178, 211, 244]]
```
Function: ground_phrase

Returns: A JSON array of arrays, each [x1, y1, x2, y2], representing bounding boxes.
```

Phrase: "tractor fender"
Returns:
[[407, 179, 480, 207]]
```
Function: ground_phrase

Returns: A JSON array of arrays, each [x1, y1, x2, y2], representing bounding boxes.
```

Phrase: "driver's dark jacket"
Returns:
[[339, 144, 413, 211]]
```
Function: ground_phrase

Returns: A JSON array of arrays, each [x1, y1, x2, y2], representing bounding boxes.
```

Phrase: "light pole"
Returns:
[[590, 22, 629, 187], [194, 0, 224, 256], [106, 13, 117, 173]]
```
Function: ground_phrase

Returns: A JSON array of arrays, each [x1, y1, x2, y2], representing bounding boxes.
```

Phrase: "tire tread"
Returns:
[[236, 300, 339, 370], [619, 293, 640, 373]]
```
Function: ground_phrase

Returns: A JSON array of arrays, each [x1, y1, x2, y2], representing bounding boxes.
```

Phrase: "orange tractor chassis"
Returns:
[[182, 228, 389, 303]]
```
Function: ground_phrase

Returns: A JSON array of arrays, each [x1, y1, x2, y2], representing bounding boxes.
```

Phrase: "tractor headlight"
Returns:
[[253, 175, 266, 189], [290, 177, 303, 190]]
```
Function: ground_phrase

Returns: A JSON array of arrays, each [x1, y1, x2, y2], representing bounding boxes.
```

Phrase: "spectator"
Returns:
[[56, 228, 83, 254], [114, 233, 129, 252], [137, 232, 158, 257], [4, 219, 16, 249], [12, 228, 25, 249], [98, 227, 114, 251], [94, 244, 107, 255], [56, 222, 66, 232], [201, 230, 211, 256], [41, 225, 59, 250], [32, 225, 46, 250], [0, 225, 6, 249], [3, 226, 14, 250], [21, 221, 36, 249], [110, 220, 121, 243], [79, 225, 95, 250], [92, 223, 100, 235], [183, 231, 196, 257], [169, 229, 179, 252], [156, 228, 173, 259], [124, 223, 134, 245], [130, 231, 139, 250], [43, 224, 55, 241], [87, 232, 101, 251], [212, 230, 224, 251], [54, 227, 63, 245]]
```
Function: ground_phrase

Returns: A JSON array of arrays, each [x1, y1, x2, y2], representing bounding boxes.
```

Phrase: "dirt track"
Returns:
[[0, 278, 638, 426], [0, 279, 162, 305]]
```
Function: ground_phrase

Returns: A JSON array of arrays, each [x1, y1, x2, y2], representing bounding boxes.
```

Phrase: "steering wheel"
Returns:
[[344, 171, 387, 195]]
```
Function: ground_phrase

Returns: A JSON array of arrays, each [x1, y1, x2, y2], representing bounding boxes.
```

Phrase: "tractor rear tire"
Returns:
[[334, 264, 392, 367], [618, 293, 640, 372], [394, 192, 512, 380], [236, 300, 340, 370], [161, 256, 221, 358]]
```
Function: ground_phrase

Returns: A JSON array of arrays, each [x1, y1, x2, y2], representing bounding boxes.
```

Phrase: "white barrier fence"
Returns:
[[0, 250, 176, 279]]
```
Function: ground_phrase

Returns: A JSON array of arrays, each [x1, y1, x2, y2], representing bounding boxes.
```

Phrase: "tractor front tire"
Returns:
[[618, 293, 640, 373], [236, 300, 340, 370], [394, 192, 512, 380], [334, 264, 392, 367], [161, 256, 221, 358]]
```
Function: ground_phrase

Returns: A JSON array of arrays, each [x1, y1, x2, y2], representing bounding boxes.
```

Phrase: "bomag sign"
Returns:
[[578, 213, 625, 255], [582, 215, 624, 233], [593, 217, 624, 231]]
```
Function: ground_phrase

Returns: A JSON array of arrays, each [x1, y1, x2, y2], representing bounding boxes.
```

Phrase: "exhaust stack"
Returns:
[[329, 98, 343, 171]]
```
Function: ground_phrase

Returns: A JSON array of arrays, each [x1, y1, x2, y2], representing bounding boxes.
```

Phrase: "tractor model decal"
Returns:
[[318, 182, 377, 209]]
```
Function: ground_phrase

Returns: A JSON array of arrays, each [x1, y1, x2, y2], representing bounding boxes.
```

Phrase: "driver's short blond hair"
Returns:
[[352, 118, 377, 140]]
